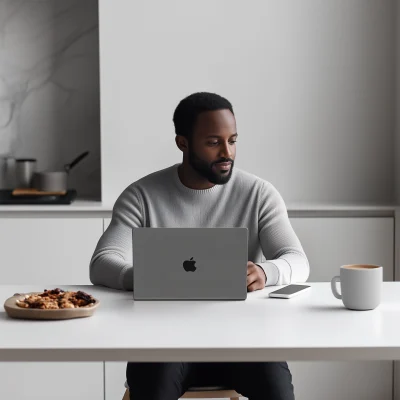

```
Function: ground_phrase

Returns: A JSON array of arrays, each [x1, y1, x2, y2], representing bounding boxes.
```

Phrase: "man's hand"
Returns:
[[247, 261, 267, 292]]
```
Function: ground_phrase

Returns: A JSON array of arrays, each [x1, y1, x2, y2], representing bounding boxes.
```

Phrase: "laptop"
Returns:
[[132, 227, 248, 300]]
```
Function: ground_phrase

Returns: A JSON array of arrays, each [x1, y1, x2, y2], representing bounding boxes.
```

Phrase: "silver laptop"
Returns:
[[132, 227, 248, 300]]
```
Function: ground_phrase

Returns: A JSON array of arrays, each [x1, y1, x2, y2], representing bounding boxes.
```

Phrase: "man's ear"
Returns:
[[175, 135, 189, 153]]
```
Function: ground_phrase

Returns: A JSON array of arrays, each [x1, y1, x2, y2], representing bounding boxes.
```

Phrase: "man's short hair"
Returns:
[[173, 92, 234, 139]]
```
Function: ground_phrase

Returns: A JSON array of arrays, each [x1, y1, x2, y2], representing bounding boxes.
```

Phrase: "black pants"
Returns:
[[126, 362, 295, 400]]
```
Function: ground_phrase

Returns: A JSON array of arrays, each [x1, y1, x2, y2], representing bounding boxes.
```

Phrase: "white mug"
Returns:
[[331, 264, 382, 310]]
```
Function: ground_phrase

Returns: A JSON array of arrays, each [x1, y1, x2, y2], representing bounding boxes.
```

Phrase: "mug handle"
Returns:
[[331, 276, 342, 299]]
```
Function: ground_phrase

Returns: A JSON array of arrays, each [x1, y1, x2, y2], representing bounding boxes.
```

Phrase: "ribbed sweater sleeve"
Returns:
[[255, 181, 310, 286], [89, 185, 143, 290]]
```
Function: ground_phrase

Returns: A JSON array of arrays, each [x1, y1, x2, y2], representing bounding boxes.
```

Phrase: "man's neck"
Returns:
[[177, 162, 216, 190]]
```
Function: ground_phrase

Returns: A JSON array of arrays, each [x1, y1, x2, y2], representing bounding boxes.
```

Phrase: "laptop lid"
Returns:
[[132, 227, 248, 300]]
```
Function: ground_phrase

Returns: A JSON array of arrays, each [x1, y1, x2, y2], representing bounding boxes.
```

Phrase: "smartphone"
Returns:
[[268, 284, 311, 299]]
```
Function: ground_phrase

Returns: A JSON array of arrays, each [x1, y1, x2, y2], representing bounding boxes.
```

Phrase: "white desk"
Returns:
[[1, 282, 400, 362]]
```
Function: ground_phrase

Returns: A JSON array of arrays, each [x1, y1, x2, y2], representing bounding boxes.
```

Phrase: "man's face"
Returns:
[[187, 109, 237, 184]]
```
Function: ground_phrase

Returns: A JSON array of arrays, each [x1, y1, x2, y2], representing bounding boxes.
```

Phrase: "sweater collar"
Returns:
[[172, 163, 233, 195]]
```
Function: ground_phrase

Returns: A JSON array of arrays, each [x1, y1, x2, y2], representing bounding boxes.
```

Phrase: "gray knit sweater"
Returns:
[[90, 164, 310, 290]]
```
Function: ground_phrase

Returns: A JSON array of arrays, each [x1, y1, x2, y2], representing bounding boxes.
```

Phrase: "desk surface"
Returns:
[[1, 283, 399, 362]]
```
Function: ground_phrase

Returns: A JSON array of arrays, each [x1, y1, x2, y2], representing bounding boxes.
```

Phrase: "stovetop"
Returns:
[[0, 189, 77, 205]]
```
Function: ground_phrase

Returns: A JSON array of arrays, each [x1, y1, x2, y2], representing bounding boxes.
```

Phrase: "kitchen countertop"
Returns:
[[286, 203, 399, 217], [288, 203, 398, 211], [0, 200, 113, 216], [0, 201, 398, 217], [0, 200, 111, 212]]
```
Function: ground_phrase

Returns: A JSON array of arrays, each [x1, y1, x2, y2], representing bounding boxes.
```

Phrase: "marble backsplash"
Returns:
[[0, 0, 100, 199]]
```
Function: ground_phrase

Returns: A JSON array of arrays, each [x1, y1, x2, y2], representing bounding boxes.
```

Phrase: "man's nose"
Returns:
[[220, 142, 232, 159]]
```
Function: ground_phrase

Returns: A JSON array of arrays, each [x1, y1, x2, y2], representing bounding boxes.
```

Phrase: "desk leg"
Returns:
[[394, 212, 400, 400]]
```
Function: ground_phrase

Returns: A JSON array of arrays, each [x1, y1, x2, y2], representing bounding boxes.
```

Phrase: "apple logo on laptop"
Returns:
[[183, 257, 196, 272]]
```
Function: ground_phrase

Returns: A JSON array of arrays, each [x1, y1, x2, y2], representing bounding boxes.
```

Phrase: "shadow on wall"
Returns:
[[0, 0, 101, 200]]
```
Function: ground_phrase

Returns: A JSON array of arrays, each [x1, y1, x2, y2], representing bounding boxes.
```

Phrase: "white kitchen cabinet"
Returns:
[[105, 362, 127, 400], [289, 361, 392, 400], [288, 217, 394, 400], [0, 362, 104, 400], [0, 218, 103, 285]]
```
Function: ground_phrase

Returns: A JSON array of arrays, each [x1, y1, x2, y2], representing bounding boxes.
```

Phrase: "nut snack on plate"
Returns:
[[16, 288, 96, 309]]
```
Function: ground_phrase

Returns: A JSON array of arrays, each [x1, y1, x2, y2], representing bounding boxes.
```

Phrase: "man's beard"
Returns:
[[188, 146, 234, 185]]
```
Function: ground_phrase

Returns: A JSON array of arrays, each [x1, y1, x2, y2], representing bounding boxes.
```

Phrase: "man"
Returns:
[[90, 92, 309, 400]]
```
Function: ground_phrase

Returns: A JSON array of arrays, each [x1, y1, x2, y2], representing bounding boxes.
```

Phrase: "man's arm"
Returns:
[[89, 186, 143, 290], [255, 181, 310, 287]]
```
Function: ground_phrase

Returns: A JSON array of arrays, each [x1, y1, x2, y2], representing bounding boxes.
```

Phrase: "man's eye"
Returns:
[[207, 140, 237, 146]]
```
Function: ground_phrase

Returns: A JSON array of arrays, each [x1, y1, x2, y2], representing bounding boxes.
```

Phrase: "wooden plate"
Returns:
[[3, 292, 100, 320], [12, 188, 67, 196]]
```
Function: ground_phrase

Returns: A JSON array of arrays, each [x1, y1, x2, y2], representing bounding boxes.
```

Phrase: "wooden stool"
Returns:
[[122, 386, 241, 400]]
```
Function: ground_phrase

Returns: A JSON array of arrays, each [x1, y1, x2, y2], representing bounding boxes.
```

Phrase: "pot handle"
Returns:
[[64, 151, 89, 173]]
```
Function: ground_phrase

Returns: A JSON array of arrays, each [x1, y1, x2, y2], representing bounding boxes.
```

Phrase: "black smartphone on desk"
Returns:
[[268, 284, 311, 299]]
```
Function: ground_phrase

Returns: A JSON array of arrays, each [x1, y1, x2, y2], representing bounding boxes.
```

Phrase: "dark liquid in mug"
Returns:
[[343, 265, 380, 270]]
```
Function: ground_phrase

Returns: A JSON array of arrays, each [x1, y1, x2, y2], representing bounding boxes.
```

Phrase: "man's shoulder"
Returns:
[[123, 164, 176, 192], [114, 165, 176, 206], [134, 164, 176, 187], [233, 167, 271, 190], [233, 168, 283, 203]]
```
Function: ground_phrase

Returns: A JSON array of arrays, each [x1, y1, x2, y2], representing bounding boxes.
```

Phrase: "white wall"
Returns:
[[99, 0, 395, 206], [0, 0, 101, 199]]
